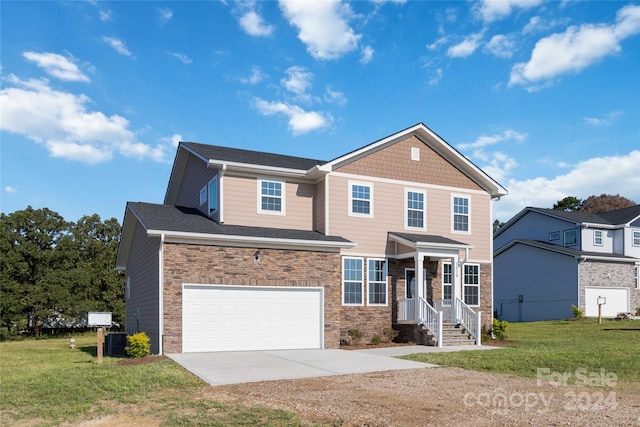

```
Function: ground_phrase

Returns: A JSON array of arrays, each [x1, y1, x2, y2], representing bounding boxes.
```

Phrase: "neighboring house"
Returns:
[[494, 206, 640, 322], [116, 123, 508, 354]]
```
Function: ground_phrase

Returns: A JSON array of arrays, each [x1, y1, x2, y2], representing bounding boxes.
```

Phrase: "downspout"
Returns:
[[324, 174, 330, 235], [158, 233, 164, 355], [219, 164, 226, 224]]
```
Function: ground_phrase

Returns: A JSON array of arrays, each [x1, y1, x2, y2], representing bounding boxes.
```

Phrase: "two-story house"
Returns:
[[116, 123, 508, 354], [493, 206, 640, 322]]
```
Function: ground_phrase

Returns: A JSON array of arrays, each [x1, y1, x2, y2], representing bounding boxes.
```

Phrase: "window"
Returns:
[[594, 230, 603, 246], [564, 229, 578, 246], [452, 196, 470, 232], [549, 231, 560, 241], [636, 266, 639, 289], [258, 179, 284, 214], [442, 262, 452, 301], [367, 259, 387, 305], [199, 186, 207, 206], [406, 190, 426, 230], [349, 182, 372, 216], [208, 176, 218, 215], [411, 147, 420, 161], [634, 231, 640, 246], [463, 264, 480, 306], [342, 257, 363, 305]]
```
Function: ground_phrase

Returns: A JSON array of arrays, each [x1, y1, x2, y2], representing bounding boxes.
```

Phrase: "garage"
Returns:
[[182, 284, 323, 353], [584, 287, 630, 318]]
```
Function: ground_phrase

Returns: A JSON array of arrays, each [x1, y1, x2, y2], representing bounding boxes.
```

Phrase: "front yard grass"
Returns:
[[403, 318, 640, 384], [0, 334, 300, 426]]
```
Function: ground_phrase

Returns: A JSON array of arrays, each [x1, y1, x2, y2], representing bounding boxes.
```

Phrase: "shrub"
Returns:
[[125, 332, 151, 358], [571, 305, 584, 319], [348, 329, 364, 345], [382, 327, 399, 343], [370, 335, 381, 345], [492, 318, 509, 340]]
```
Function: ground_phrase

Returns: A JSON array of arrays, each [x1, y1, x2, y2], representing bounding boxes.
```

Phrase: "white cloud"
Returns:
[[279, 0, 361, 60], [324, 86, 347, 106], [459, 130, 526, 183], [281, 65, 313, 97], [474, 0, 543, 23], [99, 9, 112, 21], [238, 66, 268, 85], [4, 186, 17, 194], [360, 46, 374, 64], [252, 97, 332, 135], [427, 36, 448, 51], [447, 32, 483, 58], [494, 151, 640, 221], [168, 51, 192, 64], [459, 129, 526, 151], [158, 8, 173, 25], [101, 36, 133, 57], [239, 10, 274, 36], [484, 34, 516, 58], [509, 4, 640, 88], [582, 111, 623, 126], [22, 52, 89, 82], [428, 68, 443, 86], [0, 75, 168, 164]]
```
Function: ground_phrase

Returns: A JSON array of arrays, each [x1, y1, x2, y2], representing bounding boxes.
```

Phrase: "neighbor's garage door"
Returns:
[[182, 285, 323, 352], [585, 287, 630, 318]]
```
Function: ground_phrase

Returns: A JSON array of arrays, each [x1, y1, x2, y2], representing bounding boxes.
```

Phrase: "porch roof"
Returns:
[[388, 232, 472, 252]]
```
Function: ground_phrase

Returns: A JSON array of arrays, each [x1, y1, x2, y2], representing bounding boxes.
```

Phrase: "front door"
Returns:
[[405, 269, 427, 300]]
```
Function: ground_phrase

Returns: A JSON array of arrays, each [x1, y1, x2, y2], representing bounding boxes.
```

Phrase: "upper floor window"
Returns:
[[452, 196, 470, 233], [208, 176, 219, 215], [406, 189, 426, 230], [594, 230, 603, 246], [368, 259, 387, 306], [199, 186, 207, 206], [258, 179, 284, 215], [564, 229, 578, 246], [634, 230, 640, 247], [342, 257, 363, 305], [349, 182, 373, 217]]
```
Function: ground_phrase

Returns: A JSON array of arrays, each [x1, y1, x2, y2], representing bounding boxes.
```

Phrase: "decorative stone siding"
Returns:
[[162, 243, 342, 353], [578, 261, 639, 313]]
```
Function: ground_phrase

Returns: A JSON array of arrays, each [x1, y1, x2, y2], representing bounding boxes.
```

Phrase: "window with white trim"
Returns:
[[633, 230, 640, 246], [208, 176, 219, 215], [342, 257, 363, 305], [367, 259, 387, 305], [452, 196, 470, 232], [406, 189, 426, 230], [349, 182, 372, 217], [199, 186, 207, 206], [463, 264, 480, 306], [635, 266, 639, 289], [564, 229, 578, 247], [258, 179, 284, 214], [442, 262, 452, 301], [594, 230, 603, 246]]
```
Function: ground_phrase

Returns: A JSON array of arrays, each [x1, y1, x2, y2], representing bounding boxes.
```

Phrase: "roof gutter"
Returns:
[[208, 160, 309, 178]]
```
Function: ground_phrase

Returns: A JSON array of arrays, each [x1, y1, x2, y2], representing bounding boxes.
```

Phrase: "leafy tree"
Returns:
[[579, 194, 636, 214], [553, 196, 582, 212], [493, 219, 505, 232]]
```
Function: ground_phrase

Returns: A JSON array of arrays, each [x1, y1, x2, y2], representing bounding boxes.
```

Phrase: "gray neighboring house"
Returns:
[[493, 206, 640, 322]]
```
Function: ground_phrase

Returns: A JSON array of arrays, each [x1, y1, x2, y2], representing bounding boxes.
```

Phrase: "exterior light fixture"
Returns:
[[254, 250, 261, 262]]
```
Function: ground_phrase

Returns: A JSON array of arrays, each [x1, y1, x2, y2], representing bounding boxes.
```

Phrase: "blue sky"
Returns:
[[1, 0, 639, 225]]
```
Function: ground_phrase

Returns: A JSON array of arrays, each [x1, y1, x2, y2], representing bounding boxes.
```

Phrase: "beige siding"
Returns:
[[174, 155, 217, 215], [125, 221, 161, 354], [222, 174, 314, 230], [314, 180, 325, 233]]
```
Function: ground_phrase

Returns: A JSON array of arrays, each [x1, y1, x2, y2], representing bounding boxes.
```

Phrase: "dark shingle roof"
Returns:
[[389, 232, 470, 247], [498, 239, 639, 261], [528, 206, 640, 226], [128, 202, 350, 243], [182, 142, 326, 170]]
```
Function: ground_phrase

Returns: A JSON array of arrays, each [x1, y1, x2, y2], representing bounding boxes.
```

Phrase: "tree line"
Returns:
[[0, 207, 124, 338]]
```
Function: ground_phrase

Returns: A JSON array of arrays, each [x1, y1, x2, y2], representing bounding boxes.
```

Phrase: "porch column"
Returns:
[[414, 253, 424, 323], [451, 254, 459, 323]]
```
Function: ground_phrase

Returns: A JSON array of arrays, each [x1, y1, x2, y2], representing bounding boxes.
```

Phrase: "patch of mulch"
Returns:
[[340, 341, 417, 350], [117, 355, 168, 366]]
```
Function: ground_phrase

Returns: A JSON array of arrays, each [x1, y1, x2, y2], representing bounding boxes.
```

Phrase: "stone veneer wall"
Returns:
[[162, 243, 342, 353], [578, 260, 639, 313]]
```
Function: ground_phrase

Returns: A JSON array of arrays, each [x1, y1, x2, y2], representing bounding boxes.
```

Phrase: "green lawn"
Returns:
[[403, 318, 640, 384], [0, 334, 301, 426]]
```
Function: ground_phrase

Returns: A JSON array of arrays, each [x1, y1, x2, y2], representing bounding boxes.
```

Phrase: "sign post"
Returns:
[[597, 296, 606, 324], [88, 312, 112, 364]]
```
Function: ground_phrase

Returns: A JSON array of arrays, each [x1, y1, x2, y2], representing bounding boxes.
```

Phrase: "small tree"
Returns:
[[125, 332, 151, 358], [492, 318, 509, 340], [571, 305, 584, 320]]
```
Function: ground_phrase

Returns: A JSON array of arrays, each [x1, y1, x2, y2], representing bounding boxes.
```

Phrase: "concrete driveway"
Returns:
[[168, 347, 435, 386]]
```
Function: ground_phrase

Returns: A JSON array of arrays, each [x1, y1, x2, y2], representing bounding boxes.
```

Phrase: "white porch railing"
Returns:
[[454, 298, 482, 347], [434, 299, 452, 322], [397, 298, 442, 347], [397, 298, 416, 323]]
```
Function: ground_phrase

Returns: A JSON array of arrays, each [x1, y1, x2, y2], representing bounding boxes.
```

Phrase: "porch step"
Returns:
[[416, 322, 477, 346]]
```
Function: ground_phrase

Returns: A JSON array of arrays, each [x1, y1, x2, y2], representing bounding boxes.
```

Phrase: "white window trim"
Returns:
[[348, 181, 373, 218], [549, 231, 560, 241], [208, 175, 219, 216], [564, 229, 578, 247], [411, 147, 420, 161], [463, 263, 480, 307], [342, 257, 364, 306], [367, 258, 388, 306], [635, 266, 639, 289], [257, 178, 286, 216], [405, 188, 427, 231], [451, 194, 471, 234], [442, 262, 452, 302], [199, 186, 207, 206], [594, 230, 603, 246], [633, 230, 640, 247]]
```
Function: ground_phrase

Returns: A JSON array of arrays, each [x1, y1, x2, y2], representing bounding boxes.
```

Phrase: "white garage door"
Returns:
[[182, 285, 323, 353], [585, 287, 630, 318]]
